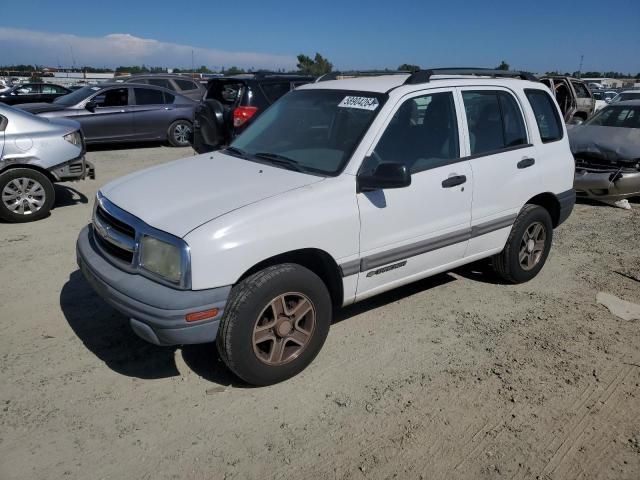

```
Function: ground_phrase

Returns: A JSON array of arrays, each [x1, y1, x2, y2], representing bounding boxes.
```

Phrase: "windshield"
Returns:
[[53, 86, 97, 105], [586, 105, 640, 128], [611, 92, 640, 103], [230, 89, 386, 175]]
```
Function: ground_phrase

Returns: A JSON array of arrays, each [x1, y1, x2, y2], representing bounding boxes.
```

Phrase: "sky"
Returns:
[[1, 0, 639, 73]]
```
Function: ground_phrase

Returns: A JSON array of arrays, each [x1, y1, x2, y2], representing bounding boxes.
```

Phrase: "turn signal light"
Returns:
[[233, 106, 258, 127], [185, 308, 219, 323]]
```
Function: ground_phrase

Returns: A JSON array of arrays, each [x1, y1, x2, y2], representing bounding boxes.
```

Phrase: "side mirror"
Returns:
[[85, 101, 97, 112], [605, 98, 612, 104], [357, 162, 411, 193]]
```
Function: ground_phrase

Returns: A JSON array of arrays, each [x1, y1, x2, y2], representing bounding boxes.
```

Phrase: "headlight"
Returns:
[[63, 130, 82, 147], [139, 235, 183, 283]]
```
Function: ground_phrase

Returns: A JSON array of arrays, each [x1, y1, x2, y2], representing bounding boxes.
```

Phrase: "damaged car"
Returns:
[[570, 100, 640, 205], [540, 76, 595, 124]]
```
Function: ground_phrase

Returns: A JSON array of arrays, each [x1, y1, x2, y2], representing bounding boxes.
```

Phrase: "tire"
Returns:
[[167, 120, 193, 147], [0, 168, 55, 223], [217, 263, 332, 386], [492, 204, 553, 284]]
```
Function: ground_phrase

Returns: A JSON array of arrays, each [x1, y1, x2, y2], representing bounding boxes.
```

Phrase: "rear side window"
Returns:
[[571, 81, 591, 98], [462, 91, 527, 156], [261, 82, 291, 103], [175, 79, 198, 91], [525, 89, 563, 143], [147, 79, 173, 90], [134, 88, 165, 105]]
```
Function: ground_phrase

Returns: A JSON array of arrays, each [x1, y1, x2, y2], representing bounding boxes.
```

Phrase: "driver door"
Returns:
[[78, 87, 135, 142], [355, 89, 473, 301]]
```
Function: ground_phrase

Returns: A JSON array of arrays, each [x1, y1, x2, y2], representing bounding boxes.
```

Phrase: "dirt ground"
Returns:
[[1, 144, 639, 480]]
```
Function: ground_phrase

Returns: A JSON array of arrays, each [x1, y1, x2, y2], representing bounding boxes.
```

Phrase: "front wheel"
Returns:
[[216, 264, 332, 386], [167, 120, 192, 147], [492, 204, 553, 284], [0, 168, 55, 223]]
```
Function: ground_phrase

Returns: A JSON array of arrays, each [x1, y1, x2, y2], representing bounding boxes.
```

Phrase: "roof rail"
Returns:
[[252, 71, 313, 79], [316, 70, 412, 82], [404, 68, 538, 84]]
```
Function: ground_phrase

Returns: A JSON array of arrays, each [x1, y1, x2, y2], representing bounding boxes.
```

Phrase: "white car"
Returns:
[[610, 90, 640, 104], [77, 68, 575, 385]]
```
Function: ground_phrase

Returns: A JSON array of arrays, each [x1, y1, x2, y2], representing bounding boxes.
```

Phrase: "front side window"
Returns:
[[92, 88, 129, 107], [525, 89, 563, 142], [613, 92, 640, 102], [586, 105, 640, 128], [16, 84, 39, 94], [134, 88, 165, 105], [462, 91, 527, 155], [231, 89, 386, 176], [371, 92, 459, 174], [42, 85, 67, 94]]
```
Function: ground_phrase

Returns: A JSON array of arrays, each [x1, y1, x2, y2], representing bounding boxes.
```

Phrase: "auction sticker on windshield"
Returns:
[[338, 96, 379, 111]]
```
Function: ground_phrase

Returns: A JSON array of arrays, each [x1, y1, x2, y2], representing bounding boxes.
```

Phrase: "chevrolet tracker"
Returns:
[[76, 68, 576, 385]]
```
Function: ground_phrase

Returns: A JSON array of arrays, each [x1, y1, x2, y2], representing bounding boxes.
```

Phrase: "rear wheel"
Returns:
[[168, 120, 192, 147], [0, 168, 55, 223], [216, 264, 332, 386], [492, 204, 553, 284]]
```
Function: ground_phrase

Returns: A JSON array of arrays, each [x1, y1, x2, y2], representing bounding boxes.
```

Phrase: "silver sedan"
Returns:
[[0, 104, 94, 222]]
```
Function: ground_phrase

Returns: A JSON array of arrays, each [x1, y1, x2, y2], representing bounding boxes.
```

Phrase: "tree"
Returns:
[[296, 53, 333, 76], [497, 60, 510, 71], [398, 64, 420, 72], [224, 66, 245, 75]]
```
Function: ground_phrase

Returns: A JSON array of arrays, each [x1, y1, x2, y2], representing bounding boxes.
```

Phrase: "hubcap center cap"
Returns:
[[527, 239, 535, 252], [276, 318, 293, 337]]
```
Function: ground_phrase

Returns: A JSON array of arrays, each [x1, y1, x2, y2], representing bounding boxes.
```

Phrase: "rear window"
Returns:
[[525, 89, 563, 143], [175, 79, 198, 91], [206, 81, 244, 105]]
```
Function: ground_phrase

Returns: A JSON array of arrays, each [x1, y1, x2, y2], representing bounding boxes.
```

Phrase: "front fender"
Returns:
[[185, 175, 360, 290]]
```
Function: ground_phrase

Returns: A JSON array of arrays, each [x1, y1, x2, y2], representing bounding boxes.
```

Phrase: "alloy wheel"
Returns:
[[519, 221, 546, 271], [252, 293, 316, 366], [174, 123, 191, 145], [2, 177, 46, 216]]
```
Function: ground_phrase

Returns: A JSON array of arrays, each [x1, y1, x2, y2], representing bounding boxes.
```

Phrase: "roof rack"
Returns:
[[404, 68, 538, 84], [316, 70, 412, 82], [252, 71, 313, 79]]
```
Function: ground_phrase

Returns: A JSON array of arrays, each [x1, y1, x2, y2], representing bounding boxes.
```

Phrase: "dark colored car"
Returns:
[[192, 73, 314, 153], [119, 74, 205, 101], [0, 83, 71, 105], [17, 83, 197, 147]]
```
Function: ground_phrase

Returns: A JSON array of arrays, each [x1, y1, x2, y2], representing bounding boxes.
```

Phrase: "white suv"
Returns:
[[77, 68, 575, 385]]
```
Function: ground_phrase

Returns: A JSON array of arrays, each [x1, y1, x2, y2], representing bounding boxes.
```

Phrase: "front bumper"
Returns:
[[76, 225, 230, 346], [49, 156, 96, 182], [574, 170, 640, 199]]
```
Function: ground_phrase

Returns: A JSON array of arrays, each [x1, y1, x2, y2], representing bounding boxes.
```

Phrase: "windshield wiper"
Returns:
[[253, 152, 304, 172], [224, 146, 249, 158]]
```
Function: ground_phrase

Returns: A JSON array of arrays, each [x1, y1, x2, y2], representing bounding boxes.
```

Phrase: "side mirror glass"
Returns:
[[357, 161, 411, 193], [85, 101, 97, 112]]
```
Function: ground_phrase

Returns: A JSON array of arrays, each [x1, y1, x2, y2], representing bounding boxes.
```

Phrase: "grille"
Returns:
[[68, 162, 84, 174], [93, 204, 136, 264]]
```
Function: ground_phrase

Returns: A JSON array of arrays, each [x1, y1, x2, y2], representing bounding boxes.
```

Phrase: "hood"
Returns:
[[15, 102, 66, 114], [569, 125, 640, 162], [101, 151, 324, 237]]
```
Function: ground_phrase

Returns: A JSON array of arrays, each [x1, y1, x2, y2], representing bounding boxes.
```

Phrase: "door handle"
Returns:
[[517, 158, 535, 169], [441, 175, 467, 188]]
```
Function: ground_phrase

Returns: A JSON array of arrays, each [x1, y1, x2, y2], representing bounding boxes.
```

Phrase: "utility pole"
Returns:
[[191, 49, 194, 74], [578, 55, 584, 78]]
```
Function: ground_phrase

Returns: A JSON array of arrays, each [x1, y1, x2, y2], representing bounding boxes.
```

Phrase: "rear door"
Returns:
[[130, 87, 174, 140], [458, 87, 539, 257], [78, 87, 135, 142], [570, 80, 594, 118]]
